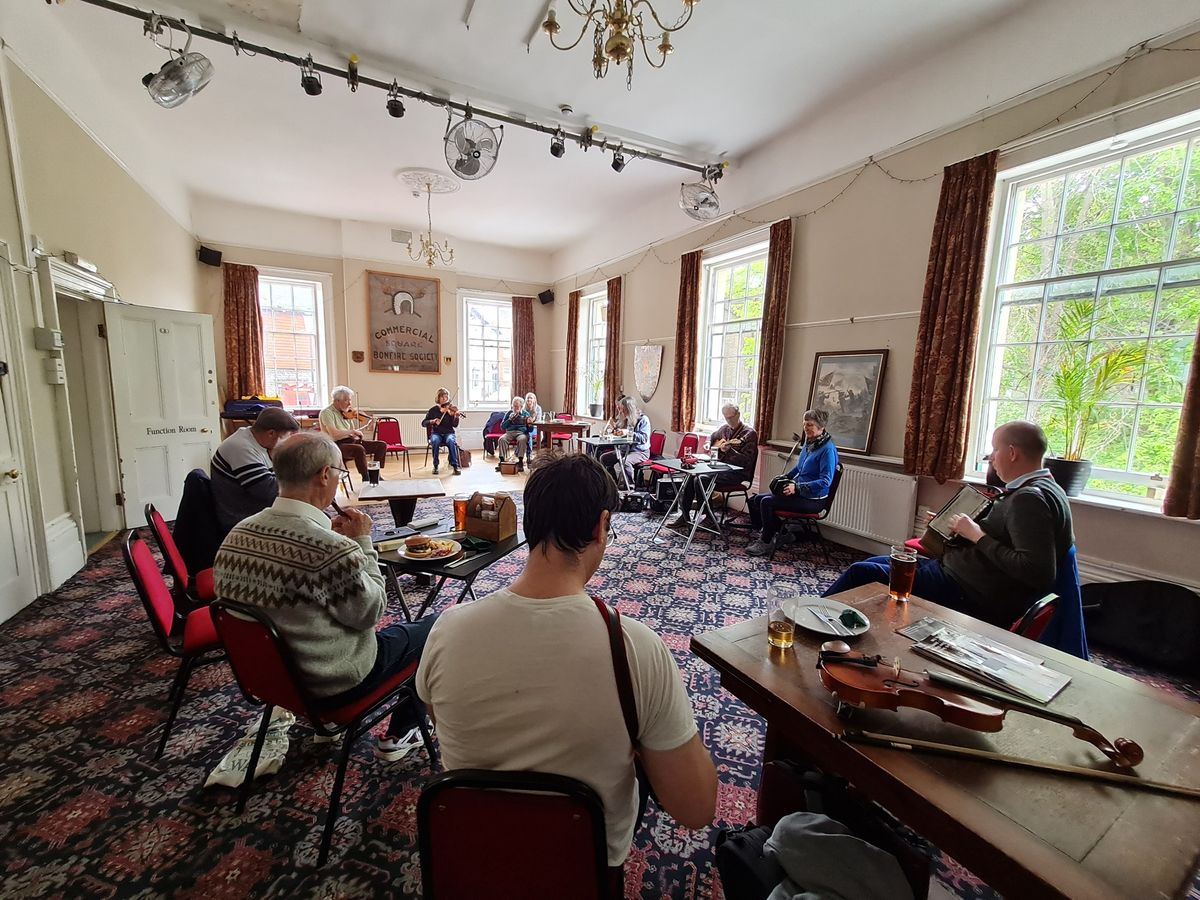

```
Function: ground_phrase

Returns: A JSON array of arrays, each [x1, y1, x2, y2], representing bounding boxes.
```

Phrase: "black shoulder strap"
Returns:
[[591, 596, 640, 749]]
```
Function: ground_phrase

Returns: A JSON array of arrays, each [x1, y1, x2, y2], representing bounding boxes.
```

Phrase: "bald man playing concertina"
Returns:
[[823, 421, 1074, 628]]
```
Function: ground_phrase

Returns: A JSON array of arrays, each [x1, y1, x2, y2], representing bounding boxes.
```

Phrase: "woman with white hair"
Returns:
[[600, 395, 651, 488], [318, 385, 387, 481], [496, 396, 533, 471]]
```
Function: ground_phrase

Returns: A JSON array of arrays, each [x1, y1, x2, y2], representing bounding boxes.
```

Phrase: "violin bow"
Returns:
[[842, 729, 1200, 801]]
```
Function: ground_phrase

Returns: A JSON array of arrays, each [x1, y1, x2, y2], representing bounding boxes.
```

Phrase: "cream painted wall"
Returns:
[[542, 34, 1200, 589], [9, 66, 199, 312]]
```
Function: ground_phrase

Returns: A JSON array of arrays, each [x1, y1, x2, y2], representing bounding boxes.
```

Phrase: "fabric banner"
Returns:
[[367, 271, 441, 373]]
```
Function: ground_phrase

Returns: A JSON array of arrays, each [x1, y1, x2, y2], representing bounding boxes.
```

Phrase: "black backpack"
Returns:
[[1082, 580, 1200, 675]]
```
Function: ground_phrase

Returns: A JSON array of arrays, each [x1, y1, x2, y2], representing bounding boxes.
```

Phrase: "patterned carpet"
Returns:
[[1, 497, 1198, 899]]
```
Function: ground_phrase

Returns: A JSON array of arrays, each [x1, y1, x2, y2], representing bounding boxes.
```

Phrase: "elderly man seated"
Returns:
[[214, 432, 437, 761], [823, 421, 1074, 628], [210, 407, 300, 532]]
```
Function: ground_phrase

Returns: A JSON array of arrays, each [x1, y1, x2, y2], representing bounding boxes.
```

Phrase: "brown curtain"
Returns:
[[603, 277, 623, 419], [511, 296, 536, 396], [671, 251, 703, 433], [562, 289, 582, 415], [223, 263, 264, 400], [753, 219, 794, 440], [904, 151, 999, 482], [1164, 322, 1200, 518]]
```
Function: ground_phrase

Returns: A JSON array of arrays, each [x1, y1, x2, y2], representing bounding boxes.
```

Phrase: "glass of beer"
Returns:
[[889, 544, 918, 602], [766, 583, 798, 649], [453, 493, 470, 532], [366, 461, 381, 485]]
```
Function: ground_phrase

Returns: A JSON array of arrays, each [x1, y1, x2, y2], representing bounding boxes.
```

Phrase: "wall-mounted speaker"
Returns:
[[538, 289, 554, 305], [197, 245, 223, 267]]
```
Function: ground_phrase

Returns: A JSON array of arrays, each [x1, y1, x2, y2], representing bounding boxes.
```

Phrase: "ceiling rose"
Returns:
[[395, 168, 461, 196]]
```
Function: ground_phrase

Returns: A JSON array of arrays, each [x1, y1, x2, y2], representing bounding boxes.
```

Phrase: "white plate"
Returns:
[[399, 538, 462, 562], [788, 596, 870, 638]]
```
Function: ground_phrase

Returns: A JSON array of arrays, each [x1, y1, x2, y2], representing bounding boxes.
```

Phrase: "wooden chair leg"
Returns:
[[156, 655, 195, 760], [237, 704, 274, 814], [318, 727, 356, 867]]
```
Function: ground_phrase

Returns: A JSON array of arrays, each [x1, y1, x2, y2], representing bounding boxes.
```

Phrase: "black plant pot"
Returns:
[[1046, 457, 1093, 497], [589, 403, 603, 418]]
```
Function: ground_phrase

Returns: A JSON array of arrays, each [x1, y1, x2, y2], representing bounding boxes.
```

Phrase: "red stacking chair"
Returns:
[[1011, 593, 1059, 642], [646, 432, 699, 477], [903, 537, 927, 556], [772, 463, 844, 564], [631, 429, 667, 490], [145, 502, 214, 610], [551, 413, 577, 452], [374, 416, 412, 476], [211, 600, 437, 867], [418, 769, 614, 900], [121, 533, 223, 759]]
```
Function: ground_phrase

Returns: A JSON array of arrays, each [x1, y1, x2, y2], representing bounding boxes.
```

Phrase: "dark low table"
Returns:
[[357, 478, 446, 526], [379, 530, 527, 620], [650, 457, 743, 550]]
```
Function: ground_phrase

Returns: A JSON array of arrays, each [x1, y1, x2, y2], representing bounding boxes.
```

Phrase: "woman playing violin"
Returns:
[[422, 388, 462, 476]]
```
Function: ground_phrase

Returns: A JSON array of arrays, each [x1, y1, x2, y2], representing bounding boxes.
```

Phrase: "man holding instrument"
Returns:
[[668, 403, 757, 529], [823, 420, 1074, 627], [319, 385, 387, 481]]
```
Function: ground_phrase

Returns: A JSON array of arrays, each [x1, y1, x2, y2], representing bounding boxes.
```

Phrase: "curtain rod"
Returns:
[[68, 0, 714, 176]]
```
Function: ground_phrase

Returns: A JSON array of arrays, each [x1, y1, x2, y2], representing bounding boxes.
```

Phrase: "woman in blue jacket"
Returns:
[[747, 409, 838, 556]]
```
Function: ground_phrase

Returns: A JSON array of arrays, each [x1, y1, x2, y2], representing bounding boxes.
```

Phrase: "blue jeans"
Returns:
[[315, 614, 439, 736], [823, 555, 966, 608], [429, 432, 459, 469]]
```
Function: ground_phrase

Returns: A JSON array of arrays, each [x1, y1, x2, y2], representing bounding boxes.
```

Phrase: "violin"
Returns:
[[438, 401, 465, 419], [816, 649, 1144, 769]]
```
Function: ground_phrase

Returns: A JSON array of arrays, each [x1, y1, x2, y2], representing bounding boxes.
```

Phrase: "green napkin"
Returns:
[[460, 536, 494, 552], [839, 608, 868, 629]]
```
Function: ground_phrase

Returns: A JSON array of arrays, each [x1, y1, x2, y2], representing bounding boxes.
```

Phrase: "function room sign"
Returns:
[[367, 270, 441, 373]]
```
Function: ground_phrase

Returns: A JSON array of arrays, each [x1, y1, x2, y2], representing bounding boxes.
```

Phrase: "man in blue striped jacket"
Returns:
[[211, 407, 300, 532]]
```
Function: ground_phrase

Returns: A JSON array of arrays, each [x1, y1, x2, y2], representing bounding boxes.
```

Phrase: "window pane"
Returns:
[[1084, 406, 1134, 469], [1133, 407, 1181, 474], [1183, 138, 1200, 209], [1094, 288, 1154, 339], [1032, 343, 1073, 399], [1143, 338, 1194, 403], [1013, 177, 1064, 241], [997, 298, 1041, 343], [1062, 162, 1119, 232], [1055, 229, 1109, 276], [996, 344, 1034, 398], [1005, 239, 1054, 282], [1042, 292, 1095, 342], [1154, 285, 1200, 335], [1116, 143, 1186, 222], [1109, 216, 1171, 268], [1089, 339, 1149, 402], [1171, 211, 1200, 260]]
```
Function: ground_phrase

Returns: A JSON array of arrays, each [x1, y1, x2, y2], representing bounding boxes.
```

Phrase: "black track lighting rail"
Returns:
[[67, 0, 716, 176]]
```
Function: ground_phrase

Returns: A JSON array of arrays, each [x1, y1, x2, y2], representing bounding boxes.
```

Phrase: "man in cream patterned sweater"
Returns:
[[214, 432, 436, 761]]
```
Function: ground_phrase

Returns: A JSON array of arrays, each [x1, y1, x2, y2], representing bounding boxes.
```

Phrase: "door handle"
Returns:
[[200, 427, 211, 434], [4, 469, 19, 479]]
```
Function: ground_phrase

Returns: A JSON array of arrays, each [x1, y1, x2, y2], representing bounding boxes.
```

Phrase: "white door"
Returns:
[[0, 351, 38, 618], [104, 303, 220, 528]]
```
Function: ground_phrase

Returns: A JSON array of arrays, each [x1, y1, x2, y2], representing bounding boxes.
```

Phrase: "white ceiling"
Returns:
[[9, 1, 1200, 257]]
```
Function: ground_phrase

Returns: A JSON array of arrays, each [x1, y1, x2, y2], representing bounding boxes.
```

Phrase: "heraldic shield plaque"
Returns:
[[633, 343, 663, 403]]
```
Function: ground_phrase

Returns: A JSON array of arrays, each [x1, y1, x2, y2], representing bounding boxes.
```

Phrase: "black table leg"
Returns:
[[414, 575, 448, 620], [382, 564, 413, 623]]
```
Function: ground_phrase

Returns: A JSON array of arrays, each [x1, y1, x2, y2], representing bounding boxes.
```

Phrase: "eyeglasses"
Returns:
[[329, 465, 349, 476]]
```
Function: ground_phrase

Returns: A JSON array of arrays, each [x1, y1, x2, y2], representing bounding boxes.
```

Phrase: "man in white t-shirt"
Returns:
[[416, 453, 716, 881]]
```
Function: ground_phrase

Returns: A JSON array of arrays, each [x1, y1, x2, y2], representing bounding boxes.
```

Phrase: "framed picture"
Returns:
[[366, 270, 441, 373], [806, 349, 889, 455]]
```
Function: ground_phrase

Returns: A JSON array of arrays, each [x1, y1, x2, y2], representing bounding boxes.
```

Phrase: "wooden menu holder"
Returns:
[[464, 491, 518, 542]]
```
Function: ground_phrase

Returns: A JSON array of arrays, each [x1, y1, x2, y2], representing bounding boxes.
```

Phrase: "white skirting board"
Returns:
[[44, 513, 85, 593]]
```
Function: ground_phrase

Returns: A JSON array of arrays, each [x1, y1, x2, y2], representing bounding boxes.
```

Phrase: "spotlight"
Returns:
[[141, 16, 212, 108], [611, 148, 626, 173], [549, 129, 565, 158], [387, 80, 405, 118], [300, 54, 322, 96]]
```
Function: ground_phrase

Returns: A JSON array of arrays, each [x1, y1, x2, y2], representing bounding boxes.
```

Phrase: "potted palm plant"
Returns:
[[587, 362, 605, 419], [1043, 299, 1148, 497]]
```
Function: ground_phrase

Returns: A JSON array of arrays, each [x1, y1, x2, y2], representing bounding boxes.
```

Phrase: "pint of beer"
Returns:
[[453, 494, 469, 532], [889, 544, 918, 601], [766, 583, 798, 649]]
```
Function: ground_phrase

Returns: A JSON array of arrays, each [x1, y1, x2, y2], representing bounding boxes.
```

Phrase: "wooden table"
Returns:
[[690, 584, 1200, 899], [357, 478, 445, 525], [533, 420, 590, 452]]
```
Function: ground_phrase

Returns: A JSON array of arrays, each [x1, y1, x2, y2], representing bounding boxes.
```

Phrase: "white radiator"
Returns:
[[825, 464, 917, 545]]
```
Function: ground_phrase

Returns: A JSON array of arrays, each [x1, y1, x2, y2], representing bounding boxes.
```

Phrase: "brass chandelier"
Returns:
[[542, 0, 700, 90], [408, 183, 455, 268]]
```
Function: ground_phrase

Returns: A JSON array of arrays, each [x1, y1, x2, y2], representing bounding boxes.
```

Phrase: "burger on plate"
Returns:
[[404, 535, 433, 558]]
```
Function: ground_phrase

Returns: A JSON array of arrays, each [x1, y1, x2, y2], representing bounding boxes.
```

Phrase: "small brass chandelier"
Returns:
[[542, 0, 699, 90], [408, 183, 455, 268]]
